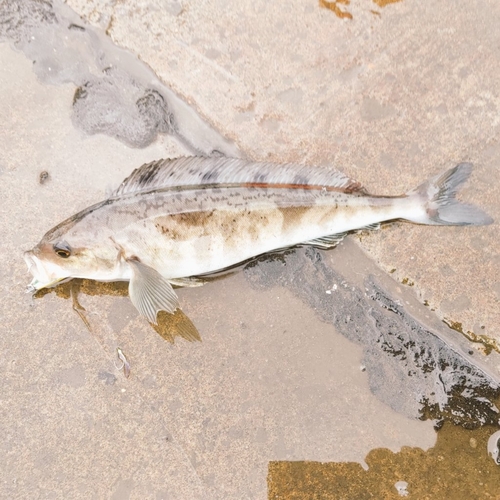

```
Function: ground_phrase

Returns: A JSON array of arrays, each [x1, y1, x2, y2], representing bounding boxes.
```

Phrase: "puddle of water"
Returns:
[[4, 2, 498, 497], [244, 240, 500, 428], [26, 246, 440, 496], [27, 237, 500, 496], [268, 417, 500, 499], [0, 0, 240, 157], [34, 237, 500, 431]]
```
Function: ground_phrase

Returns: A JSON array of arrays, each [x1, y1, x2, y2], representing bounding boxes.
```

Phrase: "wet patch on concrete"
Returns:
[[32, 239, 500, 427], [443, 318, 500, 356], [244, 244, 500, 428], [0, 0, 240, 156], [268, 418, 500, 499], [34, 278, 201, 346]]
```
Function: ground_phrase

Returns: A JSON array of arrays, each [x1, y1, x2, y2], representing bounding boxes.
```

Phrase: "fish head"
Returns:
[[25, 230, 120, 292]]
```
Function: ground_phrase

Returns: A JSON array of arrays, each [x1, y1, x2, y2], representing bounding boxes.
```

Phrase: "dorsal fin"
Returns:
[[111, 157, 367, 197]]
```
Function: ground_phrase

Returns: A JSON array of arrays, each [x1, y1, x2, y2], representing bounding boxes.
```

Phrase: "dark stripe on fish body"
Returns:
[[240, 182, 365, 194]]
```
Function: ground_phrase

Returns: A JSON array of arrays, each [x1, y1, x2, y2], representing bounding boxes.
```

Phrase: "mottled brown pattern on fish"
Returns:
[[26, 159, 490, 313], [278, 206, 313, 234], [153, 208, 279, 248], [155, 210, 217, 240]]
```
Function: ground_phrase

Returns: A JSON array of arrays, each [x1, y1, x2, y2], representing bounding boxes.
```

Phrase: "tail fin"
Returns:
[[407, 163, 493, 226]]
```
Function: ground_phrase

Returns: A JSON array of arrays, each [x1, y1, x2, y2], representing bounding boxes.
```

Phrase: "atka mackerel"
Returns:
[[25, 157, 492, 323]]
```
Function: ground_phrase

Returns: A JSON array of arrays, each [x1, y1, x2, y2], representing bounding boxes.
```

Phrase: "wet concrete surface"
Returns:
[[64, 0, 500, 342], [1, 0, 500, 498], [268, 419, 500, 499]]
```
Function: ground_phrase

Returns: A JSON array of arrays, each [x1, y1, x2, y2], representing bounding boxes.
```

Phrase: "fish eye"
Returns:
[[53, 241, 72, 258]]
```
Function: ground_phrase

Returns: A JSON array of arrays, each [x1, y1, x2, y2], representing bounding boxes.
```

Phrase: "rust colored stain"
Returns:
[[373, 0, 403, 7], [320, 0, 403, 18], [319, 0, 353, 19]]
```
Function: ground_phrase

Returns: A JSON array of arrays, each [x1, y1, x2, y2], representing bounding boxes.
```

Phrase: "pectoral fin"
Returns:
[[127, 259, 179, 324]]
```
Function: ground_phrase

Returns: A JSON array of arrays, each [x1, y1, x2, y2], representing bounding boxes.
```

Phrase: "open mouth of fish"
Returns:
[[24, 251, 69, 293]]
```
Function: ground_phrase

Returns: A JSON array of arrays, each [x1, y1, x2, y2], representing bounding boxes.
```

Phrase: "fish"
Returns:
[[24, 157, 492, 324]]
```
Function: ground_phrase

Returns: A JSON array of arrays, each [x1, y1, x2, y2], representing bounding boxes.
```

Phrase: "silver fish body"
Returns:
[[25, 157, 492, 323]]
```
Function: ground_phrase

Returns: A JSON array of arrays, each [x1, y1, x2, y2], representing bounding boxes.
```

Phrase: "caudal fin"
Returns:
[[407, 163, 493, 226]]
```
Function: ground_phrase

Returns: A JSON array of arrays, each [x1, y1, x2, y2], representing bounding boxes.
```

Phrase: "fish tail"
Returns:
[[405, 163, 493, 226]]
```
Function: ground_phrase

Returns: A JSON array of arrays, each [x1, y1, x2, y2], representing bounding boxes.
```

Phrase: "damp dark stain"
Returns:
[[268, 414, 500, 499], [68, 23, 85, 32], [34, 279, 201, 344], [73, 84, 88, 105]]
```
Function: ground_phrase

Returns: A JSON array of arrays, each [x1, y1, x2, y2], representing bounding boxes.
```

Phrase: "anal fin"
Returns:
[[169, 276, 206, 288], [357, 222, 380, 232], [302, 232, 348, 249]]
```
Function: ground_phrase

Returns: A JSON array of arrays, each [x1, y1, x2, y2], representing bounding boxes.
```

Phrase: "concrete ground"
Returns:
[[1, 0, 500, 498]]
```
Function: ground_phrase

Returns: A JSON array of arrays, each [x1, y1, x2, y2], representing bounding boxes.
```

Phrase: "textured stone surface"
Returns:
[[66, 0, 500, 341], [2, 0, 500, 498], [0, 41, 439, 500]]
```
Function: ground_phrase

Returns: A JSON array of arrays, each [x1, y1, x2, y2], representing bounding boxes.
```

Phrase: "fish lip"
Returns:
[[24, 250, 67, 292], [24, 250, 35, 271], [24, 251, 45, 293]]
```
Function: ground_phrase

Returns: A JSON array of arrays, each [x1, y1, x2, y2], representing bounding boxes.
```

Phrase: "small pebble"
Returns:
[[394, 481, 409, 497], [39, 171, 49, 184]]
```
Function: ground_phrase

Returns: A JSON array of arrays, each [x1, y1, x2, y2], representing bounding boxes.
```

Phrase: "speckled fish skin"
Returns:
[[24, 157, 492, 324]]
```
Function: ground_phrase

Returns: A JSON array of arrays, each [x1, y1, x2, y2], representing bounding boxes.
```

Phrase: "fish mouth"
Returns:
[[24, 250, 68, 293]]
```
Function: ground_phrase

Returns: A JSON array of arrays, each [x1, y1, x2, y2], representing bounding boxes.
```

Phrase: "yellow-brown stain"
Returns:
[[155, 210, 217, 240], [373, 0, 403, 7], [401, 277, 414, 286], [319, 0, 353, 20], [35, 279, 201, 343], [268, 419, 500, 499], [443, 318, 499, 356], [319, 0, 403, 18], [153, 309, 201, 343]]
